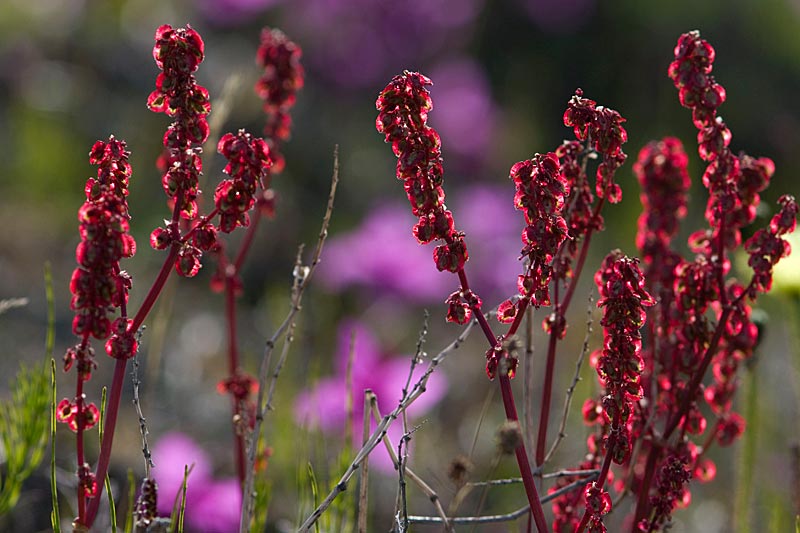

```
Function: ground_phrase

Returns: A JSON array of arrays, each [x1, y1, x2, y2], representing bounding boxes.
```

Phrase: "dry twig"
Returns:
[[297, 315, 478, 532], [239, 148, 339, 533]]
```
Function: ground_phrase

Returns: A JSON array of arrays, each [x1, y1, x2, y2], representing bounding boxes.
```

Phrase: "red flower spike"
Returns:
[[214, 130, 273, 233], [376, 71, 468, 288], [634, 137, 690, 296], [70, 137, 136, 343], [648, 454, 692, 529], [255, 27, 304, 173], [149, 25, 210, 220]]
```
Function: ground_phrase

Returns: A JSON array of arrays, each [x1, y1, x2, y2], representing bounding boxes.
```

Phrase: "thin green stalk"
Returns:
[[734, 366, 758, 532], [177, 465, 189, 533], [50, 359, 61, 533], [124, 469, 135, 533], [99, 387, 117, 533], [307, 463, 320, 533], [44, 262, 55, 358]]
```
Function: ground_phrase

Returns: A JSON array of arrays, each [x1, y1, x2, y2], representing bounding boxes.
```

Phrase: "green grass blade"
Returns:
[[44, 262, 55, 358], [50, 359, 61, 533], [124, 469, 135, 533], [734, 365, 758, 532], [177, 465, 189, 533], [307, 463, 320, 533], [98, 387, 117, 532]]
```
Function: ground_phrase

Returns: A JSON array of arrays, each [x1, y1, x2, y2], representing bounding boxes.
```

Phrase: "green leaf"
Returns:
[[307, 463, 320, 533], [0, 360, 51, 514]]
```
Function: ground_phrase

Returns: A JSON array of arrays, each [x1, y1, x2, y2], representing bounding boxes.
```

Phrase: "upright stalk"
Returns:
[[84, 239, 182, 526], [535, 198, 603, 466]]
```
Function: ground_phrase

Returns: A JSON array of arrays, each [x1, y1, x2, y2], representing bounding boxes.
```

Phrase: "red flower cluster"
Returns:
[[60, 139, 137, 494], [745, 194, 797, 295], [375, 71, 472, 319], [594, 252, 654, 464], [668, 31, 725, 129], [56, 398, 99, 433], [147, 24, 210, 220], [217, 372, 259, 428], [70, 137, 136, 341], [634, 137, 690, 292], [563, 89, 628, 203], [557, 140, 599, 256], [670, 31, 770, 254], [496, 153, 570, 325], [638, 454, 691, 532], [77, 462, 98, 498], [215, 130, 273, 233], [255, 27, 304, 173], [549, 460, 598, 531]]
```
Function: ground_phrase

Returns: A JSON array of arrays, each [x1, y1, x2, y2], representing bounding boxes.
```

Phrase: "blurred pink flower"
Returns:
[[428, 58, 497, 162], [152, 432, 241, 533], [318, 185, 522, 304], [294, 320, 448, 472], [284, 0, 485, 88]]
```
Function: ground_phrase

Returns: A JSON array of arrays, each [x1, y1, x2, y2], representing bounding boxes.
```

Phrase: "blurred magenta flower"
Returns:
[[294, 320, 448, 472], [319, 185, 521, 304], [428, 58, 497, 163], [152, 432, 241, 533], [284, 0, 485, 88]]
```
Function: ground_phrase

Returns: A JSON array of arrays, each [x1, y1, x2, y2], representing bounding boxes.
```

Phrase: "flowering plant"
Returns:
[[373, 30, 796, 532], [23, 20, 796, 533]]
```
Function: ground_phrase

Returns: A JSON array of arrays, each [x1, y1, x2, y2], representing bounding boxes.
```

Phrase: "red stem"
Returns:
[[536, 330, 559, 466], [84, 201, 184, 526], [75, 371, 86, 522], [458, 266, 548, 532], [663, 306, 731, 437], [632, 441, 660, 527], [632, 305, 733, 527], [561, 198, 603, 313], [234, 208, 262, 271], [575, 414, 618, 533], [534, 198, 603, 466], [499, 372, 549, 533], [179, 207, 220, 245], [225, 266, 247, 485]]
